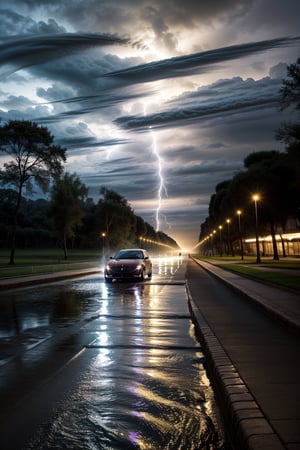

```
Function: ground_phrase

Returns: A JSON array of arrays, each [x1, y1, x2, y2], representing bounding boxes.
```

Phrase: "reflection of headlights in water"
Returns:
[[133, 286, 142, 303], [101, 284, 109, 300], [156, 255, 182, 275]]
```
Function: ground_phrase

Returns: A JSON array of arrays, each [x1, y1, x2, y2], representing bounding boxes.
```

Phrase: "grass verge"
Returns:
[[0, 249, 101, 279], [217, 264, 300, 291], [193, 255, 300, 291]]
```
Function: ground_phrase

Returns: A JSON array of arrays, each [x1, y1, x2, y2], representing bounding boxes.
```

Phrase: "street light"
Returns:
[[101, 232, 106, 258], [252, 195, 261, 264], [236, 210, 244, 260], [213, 230, 216, 256], [218, 225, 223, 256], [226, 218, 231, 255]]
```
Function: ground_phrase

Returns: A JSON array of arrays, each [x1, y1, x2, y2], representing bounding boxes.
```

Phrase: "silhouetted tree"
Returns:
[[199, 150, 297, 260], [277, 57, 300, 217], [0, 120, 66, 264], [278, 57, 300, 112], [49, 172, 88, 259], [96, 187, 136, 252]]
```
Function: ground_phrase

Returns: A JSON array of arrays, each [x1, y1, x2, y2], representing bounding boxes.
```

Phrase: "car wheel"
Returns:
[[148, 271, 152, 279], [140, 268, 145, 281]]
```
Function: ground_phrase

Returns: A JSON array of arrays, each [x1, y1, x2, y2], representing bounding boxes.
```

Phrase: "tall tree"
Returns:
[[49, 172, 88, 259], [277, 58, 300, 146], [0, 120, 66, 264], [279, 57, 300, 112], [96, 187, 136, 252], [277, 57, 300, 214]]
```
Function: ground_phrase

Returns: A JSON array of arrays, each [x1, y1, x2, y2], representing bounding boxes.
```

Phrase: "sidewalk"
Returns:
[[0, 267, 101, 290], [186, 257, 300, 450], [193, 258, 300, 334]]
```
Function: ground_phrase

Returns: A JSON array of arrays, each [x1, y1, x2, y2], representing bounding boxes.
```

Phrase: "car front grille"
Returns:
[[111, 265, 138, 274]]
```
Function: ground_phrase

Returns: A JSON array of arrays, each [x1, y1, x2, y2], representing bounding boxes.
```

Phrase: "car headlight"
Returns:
[[135, 264, 142, 270], [106, 265, 112, 271]]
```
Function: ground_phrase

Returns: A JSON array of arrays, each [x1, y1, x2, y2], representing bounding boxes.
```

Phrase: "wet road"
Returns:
[[0, 256, 228, 449]]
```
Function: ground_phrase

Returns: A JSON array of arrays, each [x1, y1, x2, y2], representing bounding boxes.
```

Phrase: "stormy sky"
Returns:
[[0, 1, 299, 249]]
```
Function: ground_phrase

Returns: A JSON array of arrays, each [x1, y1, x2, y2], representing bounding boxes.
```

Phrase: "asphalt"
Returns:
[[186, 257, 300, 450], [0, 260, 299, 450]]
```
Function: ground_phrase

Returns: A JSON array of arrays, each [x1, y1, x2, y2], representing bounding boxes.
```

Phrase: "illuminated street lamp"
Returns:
[[101, 232, 106, 258], [236, 210, 244, 260], [218, 225, 223, 256], [226, 218, 231, 255], [213, 230, 216, 256], [209, 233, 213, 256], [252, 195, 261, 264]]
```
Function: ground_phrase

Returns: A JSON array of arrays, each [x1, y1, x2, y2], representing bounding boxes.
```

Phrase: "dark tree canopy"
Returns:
[[199, 148, 298, 260], [244, 150, 280, 168], [49, 172, 88, 259], [279, 57, 300, 111], [0, 120, 66, 264], [96, 186, 137, 251], [277, 58, 300, 146]]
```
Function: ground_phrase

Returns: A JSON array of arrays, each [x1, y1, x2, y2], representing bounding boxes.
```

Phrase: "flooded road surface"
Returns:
[[0, 257, 229, 449]]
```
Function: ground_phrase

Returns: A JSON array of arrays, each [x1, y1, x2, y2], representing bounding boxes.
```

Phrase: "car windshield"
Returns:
[[114, 250, 144, 259]]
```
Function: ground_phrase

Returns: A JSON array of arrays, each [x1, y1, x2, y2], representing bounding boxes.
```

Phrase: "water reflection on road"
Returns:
[[0, 256, 228, 449]]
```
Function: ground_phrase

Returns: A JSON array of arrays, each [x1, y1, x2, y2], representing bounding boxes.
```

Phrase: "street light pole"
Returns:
[[213, 230, 216, 256], [101, 232, 106, 259], [226, 218, 231, 256], [236, 210, 244, 260], [252, 195, 261, 264], [218, 225, 223, 256]]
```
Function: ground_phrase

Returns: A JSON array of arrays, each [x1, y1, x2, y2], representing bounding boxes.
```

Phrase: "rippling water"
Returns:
[[27, 347, 226, 449], [25, 283, 227, 449], [1, 258, 229, 449]]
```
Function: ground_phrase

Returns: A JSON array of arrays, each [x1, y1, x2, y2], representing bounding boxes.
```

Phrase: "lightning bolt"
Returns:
[[150, 127, 165, 231], [144, 104, 167, 232]]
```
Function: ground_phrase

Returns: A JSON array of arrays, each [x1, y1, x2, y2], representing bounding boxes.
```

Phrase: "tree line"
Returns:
[[199, 58, 300, 259], [0, 122, 178, 264], [0, 184, 178, 261]]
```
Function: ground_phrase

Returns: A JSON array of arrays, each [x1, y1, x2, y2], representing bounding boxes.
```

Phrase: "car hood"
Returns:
[[108, 258, 142, 265]]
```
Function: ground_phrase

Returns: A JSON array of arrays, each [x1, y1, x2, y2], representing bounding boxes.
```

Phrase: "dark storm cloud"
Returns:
[[29, 37, 296, 125], [105, 37, 300, 83], [0, 9, 66, 36], [35, 87, 150, 124], [114, 73, 284, 131], [0, 32, 129, 75], [115, 94, 279, 131], [2, 94, 33, 109], [7, 0, 252, 50], [82, 165, 157, 200], [57, 136, 129, 150], [35, 0, 252, 26], [170, 160, 242, 177]]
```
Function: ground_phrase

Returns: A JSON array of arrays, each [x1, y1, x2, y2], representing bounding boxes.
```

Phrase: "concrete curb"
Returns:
[[186, 284, 285, 450]]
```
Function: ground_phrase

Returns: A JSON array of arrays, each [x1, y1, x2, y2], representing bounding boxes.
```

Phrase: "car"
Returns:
[[104, 248, 152, 282]]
